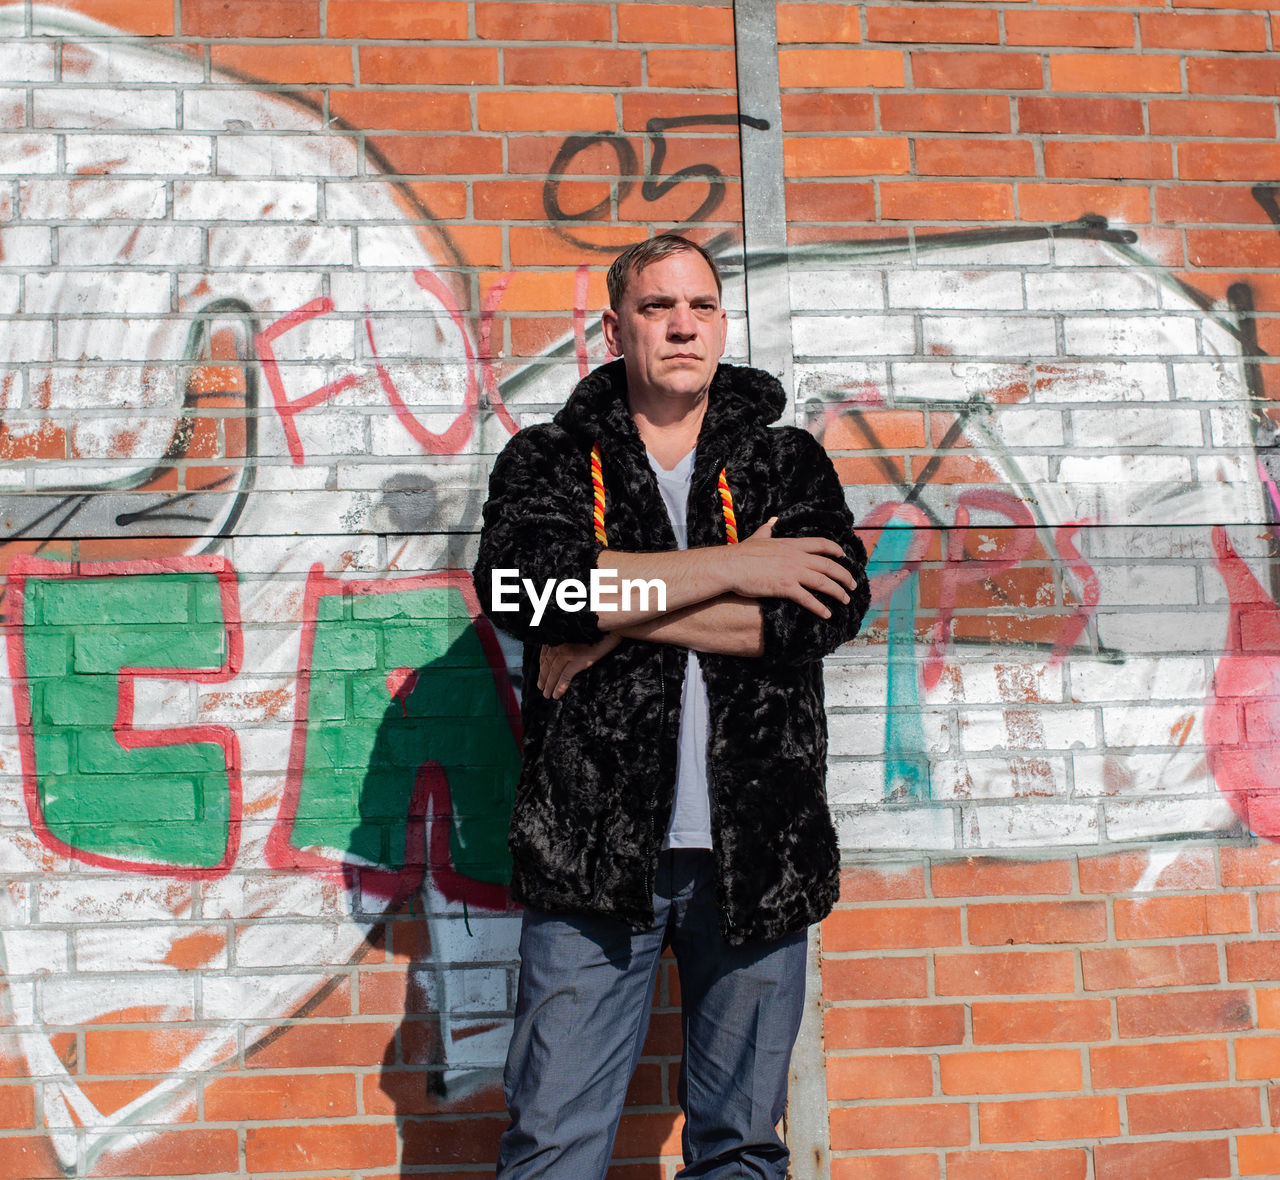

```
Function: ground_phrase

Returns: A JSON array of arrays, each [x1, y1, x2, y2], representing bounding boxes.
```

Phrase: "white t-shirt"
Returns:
[[646, 448, 713, 850]]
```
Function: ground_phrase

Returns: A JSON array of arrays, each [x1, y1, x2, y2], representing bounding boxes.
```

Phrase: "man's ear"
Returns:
[[601, 308, 623, 357]]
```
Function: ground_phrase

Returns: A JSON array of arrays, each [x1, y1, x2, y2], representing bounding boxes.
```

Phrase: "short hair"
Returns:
[[606, 234, 723, 311]]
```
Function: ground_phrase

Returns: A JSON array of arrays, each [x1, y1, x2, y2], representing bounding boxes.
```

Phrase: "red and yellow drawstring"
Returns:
[[590, 442, 738, 547], [591, 443, 608, 545], [717, 469, 738, 544]]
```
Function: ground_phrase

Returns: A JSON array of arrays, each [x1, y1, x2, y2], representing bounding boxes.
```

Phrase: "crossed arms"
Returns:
[[473, 423, 870, 701], [537, 522, 856, 698]]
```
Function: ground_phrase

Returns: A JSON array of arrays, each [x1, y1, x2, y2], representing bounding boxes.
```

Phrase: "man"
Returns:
[[473, 234, 869, 1178]]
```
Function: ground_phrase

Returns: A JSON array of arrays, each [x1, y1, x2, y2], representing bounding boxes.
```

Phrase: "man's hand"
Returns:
[[724, 519, 857, 619], [538, 632, 622, 700]]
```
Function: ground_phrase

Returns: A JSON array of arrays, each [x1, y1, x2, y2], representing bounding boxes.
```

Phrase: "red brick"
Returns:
[[866, 7, 999, 44], [979, 1095, 1120, 1144], [1157, 186, 1274, 228], [328, 0, 465, 38], [478, 92, 616, 132], [210, 44, 352, 84], [831, 1157, 940, 1180], [1190, 57, 1280, 96], [1091, 1038, 1228, 1089], [99, 1129, 240, 1177], [1149, 98, 1277, 138], [947, 1149, 1088, 1180], [477, 2, 611, 41], [244, 1021, 395, 1069], [916, 139, 1036, 178], [827, 1053, 934, 1100], [182, 0, 319, 37], [1187, 229, 1280, 267], [782, 93, 876, 133], [827, 1004, 966, 1049], [1050, 53, 1181, 93], [1117, 990, 1252, 1038], [838, 864, 927, 902], [401, 1115, 509, 1166], [623, 92, 741, 131], [1018, 96, 1144, 136], [831, 1102, 970, 1150], [367, 1073, 505, 1118], [824, 955, 929, 1000], [1127, 1086, 1262, 1135], [1181, 142, 1280, 182], [371, 134, 503, 175], [935, 951, 1075, 996], [881, 94, 1010, 133], [1082, 944, 1220, 990], [1227, 940, 1280, 981], [1005, 10, 1134, 47], [506, 134, 640, 177], [611, 1110, 682, 1159], [1115, 893, 1250, 938], [1094, 1139, 1231, 1180], [1257, 989, 1280, 1029], [912, 52, 1042, 90], [1223, 845, 1280, 887], [1018, 183, 1150, 225], [329, 91, 471, 132], [0, 1137, 62, 1180], [1238, 1133, 1280, 1177], [1079, 848, 1217, 893], [85, 1027, 207, 1076], [786, 182, 877, 223], [777, 4, 862, 44], [833, 454, 906, 484], [1045, 139, 1172, 180], [503, 47, 641, 88], [825, 905, 961, 951], [0, 1084, 33, 1128], [617, 4, 734, 44], [785, 137, 911, 178], [475, 179, 583, 221], [972, 999, 1111, 1045], [1142, 13, 1268, 50], [205, 1073, 356, 1122], [246, 1123, 397, 1172], [647, 49, 736, 89], [882, 181, 1013, 221], [1214, 893, 1256, 935], [509, 225, 643, 267], [968, 901, 1106, 946], [940, 1049, 1082, 1096], [779, 48, 906, 89], [359, 47, 498, 86]]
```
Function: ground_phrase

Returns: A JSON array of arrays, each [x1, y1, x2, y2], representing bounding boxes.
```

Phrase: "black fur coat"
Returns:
[[473, 359, 869, 944]]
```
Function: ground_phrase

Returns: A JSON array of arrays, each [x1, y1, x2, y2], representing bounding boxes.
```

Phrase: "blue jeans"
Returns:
[[496, 849, 807, 1179]]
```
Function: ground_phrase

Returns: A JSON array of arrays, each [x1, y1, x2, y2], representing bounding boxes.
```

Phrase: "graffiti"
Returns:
[[543, 114, 770, 249], [750, 226, 1272, 846], [5, 3, 1280, 1173]]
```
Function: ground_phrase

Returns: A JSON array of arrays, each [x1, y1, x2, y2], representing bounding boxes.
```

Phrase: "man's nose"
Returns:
[[667, 303, 696, 337]]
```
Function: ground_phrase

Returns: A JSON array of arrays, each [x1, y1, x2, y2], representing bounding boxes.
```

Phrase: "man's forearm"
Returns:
[[594, 523, 856, 633], [617, 595, 764, 657], [594, 548, 732, 629]]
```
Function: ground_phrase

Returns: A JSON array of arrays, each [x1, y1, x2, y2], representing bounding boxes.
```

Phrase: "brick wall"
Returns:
[[2, 0, 1280, 1175], [827, 847, 1280, 1179]]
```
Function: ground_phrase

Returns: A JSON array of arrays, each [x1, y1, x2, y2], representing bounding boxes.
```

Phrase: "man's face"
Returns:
[[601, 250, 727, 406]]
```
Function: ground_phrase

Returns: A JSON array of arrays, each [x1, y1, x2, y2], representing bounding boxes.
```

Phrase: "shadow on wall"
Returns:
[[348, 627, 680, 1174]]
